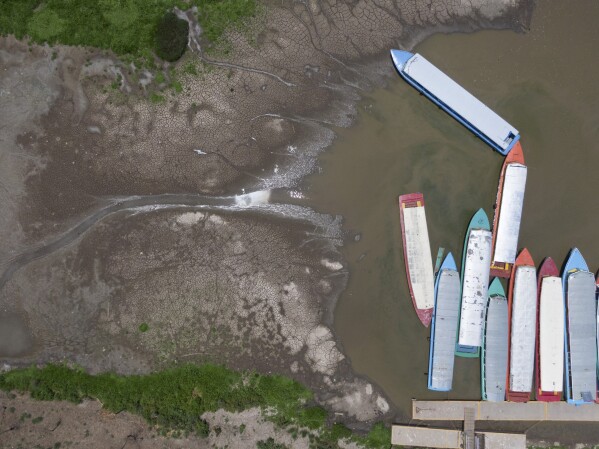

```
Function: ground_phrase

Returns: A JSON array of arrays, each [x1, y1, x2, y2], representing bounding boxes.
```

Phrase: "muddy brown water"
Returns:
[[306, 0, 599, 419]]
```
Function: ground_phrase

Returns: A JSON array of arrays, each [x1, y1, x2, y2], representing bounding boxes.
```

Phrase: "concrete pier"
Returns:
[[391, 425, 526, 449], [413, 400, 599, 421]]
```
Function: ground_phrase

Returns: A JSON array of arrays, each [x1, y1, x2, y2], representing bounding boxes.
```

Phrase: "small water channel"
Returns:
[[305, 0, 599, 416]]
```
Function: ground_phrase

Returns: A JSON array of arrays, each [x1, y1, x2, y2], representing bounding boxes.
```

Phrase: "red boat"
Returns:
[[506, 248, 537, 402], [490, 142, 526, 278], [398, 193, 435, 327], [535, 257, 563, 402]]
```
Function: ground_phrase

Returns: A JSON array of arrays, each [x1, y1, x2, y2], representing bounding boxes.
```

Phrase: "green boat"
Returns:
[[455, 208, 492, 358], [481, 277, 508, 401]]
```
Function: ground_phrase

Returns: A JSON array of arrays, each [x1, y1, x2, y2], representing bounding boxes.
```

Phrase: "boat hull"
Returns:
[[506, 249, 536, 403], [535, 257, 563, 402], [399, 193, 434, 327], [456, 208, 491, 358], [428, 253, 460, 391], [490, 142, 526, 278], [482, 278, 508, 402], [390, 50, 520, 155], [562, 248, 597, 405]]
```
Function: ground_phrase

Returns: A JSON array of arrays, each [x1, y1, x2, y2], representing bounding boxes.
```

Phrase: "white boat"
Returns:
[[506, 249, 537, 402], [390, 50, 520, 155], [456, 209, 492, 357], [399, 193, 435, 327]]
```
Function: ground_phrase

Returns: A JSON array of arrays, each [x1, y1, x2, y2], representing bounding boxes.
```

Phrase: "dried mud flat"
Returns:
[[0, 0, 531, 446]]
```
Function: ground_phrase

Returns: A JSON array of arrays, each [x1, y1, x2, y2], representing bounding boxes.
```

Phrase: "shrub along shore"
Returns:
[[0, 0, 258, 61], [0, 363, 390, 448]]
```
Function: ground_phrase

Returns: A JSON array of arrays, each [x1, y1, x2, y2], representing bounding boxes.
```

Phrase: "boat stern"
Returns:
[[390, 49, 414, 72]]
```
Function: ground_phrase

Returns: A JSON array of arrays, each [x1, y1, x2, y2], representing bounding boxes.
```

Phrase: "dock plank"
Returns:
[[413, 400, 599, 421]]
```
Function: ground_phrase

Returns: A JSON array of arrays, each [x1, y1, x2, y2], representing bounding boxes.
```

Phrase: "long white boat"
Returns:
[[390, 50, 520, 155], [482, 278, 509, 402], [536, 257, 564, 401], [562, 248, 597, 404], [428, 252, 461, 391], [456, 208, 492, 357], [490, 143, 527, 278], [399, 193, 435, 327], [506, 249, 537, 402]]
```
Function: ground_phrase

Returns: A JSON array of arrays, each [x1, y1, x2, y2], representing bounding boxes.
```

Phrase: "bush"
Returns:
[[155, 12, 188, 62]]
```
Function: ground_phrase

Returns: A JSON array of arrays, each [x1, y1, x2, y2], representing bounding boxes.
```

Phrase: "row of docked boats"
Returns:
[[399, 142, 598, 404], [393, 47, 597, 404]]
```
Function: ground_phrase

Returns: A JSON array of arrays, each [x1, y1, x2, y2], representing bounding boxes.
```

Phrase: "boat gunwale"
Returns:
[[399, 193, 433, 327], [506, 248, 535, 402], [481, 277, 507, 401], [455, 208, 490, 358], [535, 257, 563, 402], [392, 63, 520, 156], [490, 142, 525, 278], [561, 248, 597, 405], [428, 252, 458, 392]]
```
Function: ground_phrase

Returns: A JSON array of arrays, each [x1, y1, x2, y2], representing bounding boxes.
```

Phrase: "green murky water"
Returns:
[[307, 0, 599, 416]]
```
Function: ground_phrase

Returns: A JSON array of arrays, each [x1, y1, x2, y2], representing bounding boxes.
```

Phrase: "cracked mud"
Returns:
[[0, 0, 532, 445]]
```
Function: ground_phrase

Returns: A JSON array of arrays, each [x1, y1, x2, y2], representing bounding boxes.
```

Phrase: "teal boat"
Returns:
[[456, 208, 492, 358], [481, 278, 509, 401]]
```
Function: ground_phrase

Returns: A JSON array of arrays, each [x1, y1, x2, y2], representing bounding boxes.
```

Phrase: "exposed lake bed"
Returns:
[[3, 0, 598, 446]]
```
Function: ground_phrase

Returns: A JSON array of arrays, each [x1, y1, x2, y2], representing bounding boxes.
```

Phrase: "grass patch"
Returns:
[[138, 322, 149, 332], [0, 0, 257, 61], [0, 364, 391, 448]]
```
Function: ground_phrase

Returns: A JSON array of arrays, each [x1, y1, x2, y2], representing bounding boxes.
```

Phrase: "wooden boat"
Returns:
[[456, 208, 492, 358], [428, 252, 461, 391], [535, 257, 564, 402], [506, 248, 537, 402], [490, 142, 527, 278], [399, 193, 435, 327], [390, 50, 520, 155], [562, 248, 597, 404], [481, 277, 508, 401]]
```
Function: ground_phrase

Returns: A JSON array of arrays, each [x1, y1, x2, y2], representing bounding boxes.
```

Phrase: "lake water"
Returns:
[[306, 0, 599, 419]]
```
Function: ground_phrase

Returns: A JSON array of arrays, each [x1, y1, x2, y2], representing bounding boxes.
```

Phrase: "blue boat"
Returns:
[[428, 252, 461, 391], [390, 49, 520, 155], [562, 248, 597, 404]]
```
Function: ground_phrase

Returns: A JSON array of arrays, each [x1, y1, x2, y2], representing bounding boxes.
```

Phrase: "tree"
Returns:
[[155, 12, 188, 62]]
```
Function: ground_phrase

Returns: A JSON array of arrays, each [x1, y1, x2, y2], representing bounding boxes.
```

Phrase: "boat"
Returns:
[[481, 278, 509, 401], [490, 143, 527, 278], [428, 252, 461, 391], [506, 248, 537, 402], [390, 49, 520, 155], [456, 208, 492, 357], [399, 193, 435, 327], [535, 257, 564, 402], [562, 248, 597, 404]]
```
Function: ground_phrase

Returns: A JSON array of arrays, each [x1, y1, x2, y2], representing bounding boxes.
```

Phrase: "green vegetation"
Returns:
[[0, 0, 258, 61], [0, 364, 391, 448], [138, 322, 149, 332]]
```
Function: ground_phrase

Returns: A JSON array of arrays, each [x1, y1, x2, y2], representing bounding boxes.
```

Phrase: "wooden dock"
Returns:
[[391, 425, 526, 449], [413, 400, 599, 421]]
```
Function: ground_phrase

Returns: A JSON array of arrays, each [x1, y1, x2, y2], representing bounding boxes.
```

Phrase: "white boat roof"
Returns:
[[539, 277, 564, 393], [402, 54, 519, 152], [403, 206, 434, 310], [458, 229, 492, 347], [493, 164, 527, 264], [484, 296, 509, 402], [567, 271, 596, 402], [509, 266, 537, 393], [430, 269, 461, 390]]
